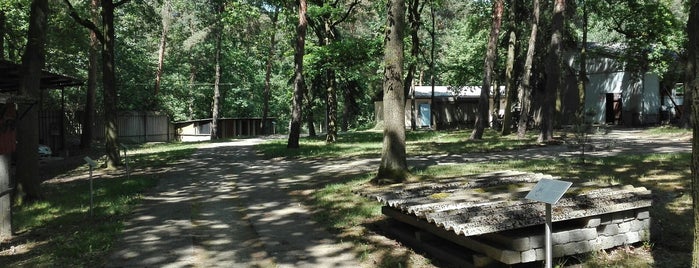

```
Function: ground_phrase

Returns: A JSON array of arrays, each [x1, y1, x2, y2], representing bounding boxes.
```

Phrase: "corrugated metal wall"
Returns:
[[94, 111, 173, 143]]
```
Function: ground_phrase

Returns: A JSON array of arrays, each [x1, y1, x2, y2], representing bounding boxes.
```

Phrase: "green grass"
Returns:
[[257, 129, 540, 159], [1, 142, 199, 267], [304, 128, 692, 267]]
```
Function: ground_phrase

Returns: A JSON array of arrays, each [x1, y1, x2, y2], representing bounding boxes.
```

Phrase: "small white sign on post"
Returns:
[[84, 157, 97, 217], [83, 156, 97, 168], [525, 178, 572, 268]]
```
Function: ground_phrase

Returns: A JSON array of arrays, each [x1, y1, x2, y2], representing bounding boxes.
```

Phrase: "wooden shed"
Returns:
[[375, 86, 505, 129], [174, 117, 276, 142]]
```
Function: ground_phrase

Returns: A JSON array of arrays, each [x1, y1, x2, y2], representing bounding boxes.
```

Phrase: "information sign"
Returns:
[[525, 178, 572, 205], [83, 156, 97, 168]]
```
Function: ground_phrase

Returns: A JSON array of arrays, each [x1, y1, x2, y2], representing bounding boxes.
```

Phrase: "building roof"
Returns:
[[0, 60, 83, 92], [413, 86, 504, 99]]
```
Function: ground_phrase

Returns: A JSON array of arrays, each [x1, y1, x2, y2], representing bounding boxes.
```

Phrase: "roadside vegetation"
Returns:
[[0, 142, 199, 267], [0, 127, 691, 267]]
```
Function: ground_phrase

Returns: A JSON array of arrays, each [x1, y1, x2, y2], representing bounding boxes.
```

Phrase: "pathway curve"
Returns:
[[106, 128, 690, 267]]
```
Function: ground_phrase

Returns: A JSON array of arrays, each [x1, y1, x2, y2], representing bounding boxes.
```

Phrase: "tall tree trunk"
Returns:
[[471, 0, 503, 140], [576, 0, 588, 123], [153, 0, 171, 102], [687, 0, 699, 264], [517, 0, 540, 139], [501, 2, 517, 135], [342, 80, 359, 131], [261, 8, 279, 135], [102, 0, 121, 168], [405, 0, 420, 131], [540, 0, 565, 143], [17, 0, 48, 201], [211, 4, 223, 140], [429, 0, 436, 130], [0, 11, 5, 59], [287, 0, 307, 149], [64, 0, 126, 167], [80, 0, 99, 149], [305, 74, 318, 137], [376, 0, 408, 183], [324, 20, 338, 143], [188, 59, 196, 120]]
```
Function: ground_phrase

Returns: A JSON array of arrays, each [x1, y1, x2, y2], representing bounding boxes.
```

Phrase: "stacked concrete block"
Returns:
[[360, 171, 653, 266]]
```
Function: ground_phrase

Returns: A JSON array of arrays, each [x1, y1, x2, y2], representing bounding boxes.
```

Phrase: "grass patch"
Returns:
[[305, 129, 691, 267], [257, 128, 540, 159], [1, 142, 199, 267]]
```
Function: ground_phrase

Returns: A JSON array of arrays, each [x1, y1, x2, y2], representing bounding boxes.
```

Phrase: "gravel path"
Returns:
[[106, 128, 691, 267]]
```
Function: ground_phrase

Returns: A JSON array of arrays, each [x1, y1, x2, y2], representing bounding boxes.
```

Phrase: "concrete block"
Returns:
[[553, 230, 571, 244], [508, 236, 531, 251], [530, 234, 544, 249], [536, 248, 545, 260], [495, 249, 521, 264], [569, 228, 598, 242], [585, 218, 601, 228], [613, 211, 634, 224], [596, 234, 627, 250], [641, 218, 651, 229], [625, 231, 641, 244], [599, 224, 619, 236], [573, 241, 593, 254], [552, 244, 565, 258], [521, 249, 538, 263], [619, 221, 632, 233], [554, 241, 593, 256], [612, 234, 627, 247], [628, 219, 644, 232], [636, 210, 650, 220]]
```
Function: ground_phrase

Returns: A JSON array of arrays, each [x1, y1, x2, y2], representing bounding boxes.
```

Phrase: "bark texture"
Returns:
[[471, 0, 503, 140], [376, 0, 408, 183], [287, 0, 307, 149], [81, 0, 100, 149], [517, 0, 539, 139], [539, 0, 564, 143], [688, 0, 699, 266], [17, 0, 49, 201]]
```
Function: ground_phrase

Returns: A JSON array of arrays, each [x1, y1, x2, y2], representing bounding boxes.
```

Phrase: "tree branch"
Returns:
[[63, 0, 105, 44], [331, 0, 360, 28]]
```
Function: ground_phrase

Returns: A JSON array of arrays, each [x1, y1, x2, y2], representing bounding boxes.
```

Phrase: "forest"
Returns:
[[1, 0, 687, 140], [4, 0, 699, 266]]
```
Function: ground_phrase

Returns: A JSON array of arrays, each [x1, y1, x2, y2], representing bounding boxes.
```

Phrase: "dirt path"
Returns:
[[107, 139, 371, 268], [106, 128, 691, 267]]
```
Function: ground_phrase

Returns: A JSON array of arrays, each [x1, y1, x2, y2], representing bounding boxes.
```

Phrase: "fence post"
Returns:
[[0, 154, 12, 239]]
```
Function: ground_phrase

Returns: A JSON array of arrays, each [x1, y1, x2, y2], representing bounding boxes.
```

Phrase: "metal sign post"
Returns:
[[84, 157, 98, 217], [525, 178, 572, 268]]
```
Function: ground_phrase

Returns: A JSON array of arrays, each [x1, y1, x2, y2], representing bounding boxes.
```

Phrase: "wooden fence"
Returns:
[[40, 110, 174, 153]]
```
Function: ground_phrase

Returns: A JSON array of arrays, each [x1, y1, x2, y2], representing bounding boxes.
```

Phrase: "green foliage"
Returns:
[[586, 0, 684, 76], [440, 1, 491, 86]]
